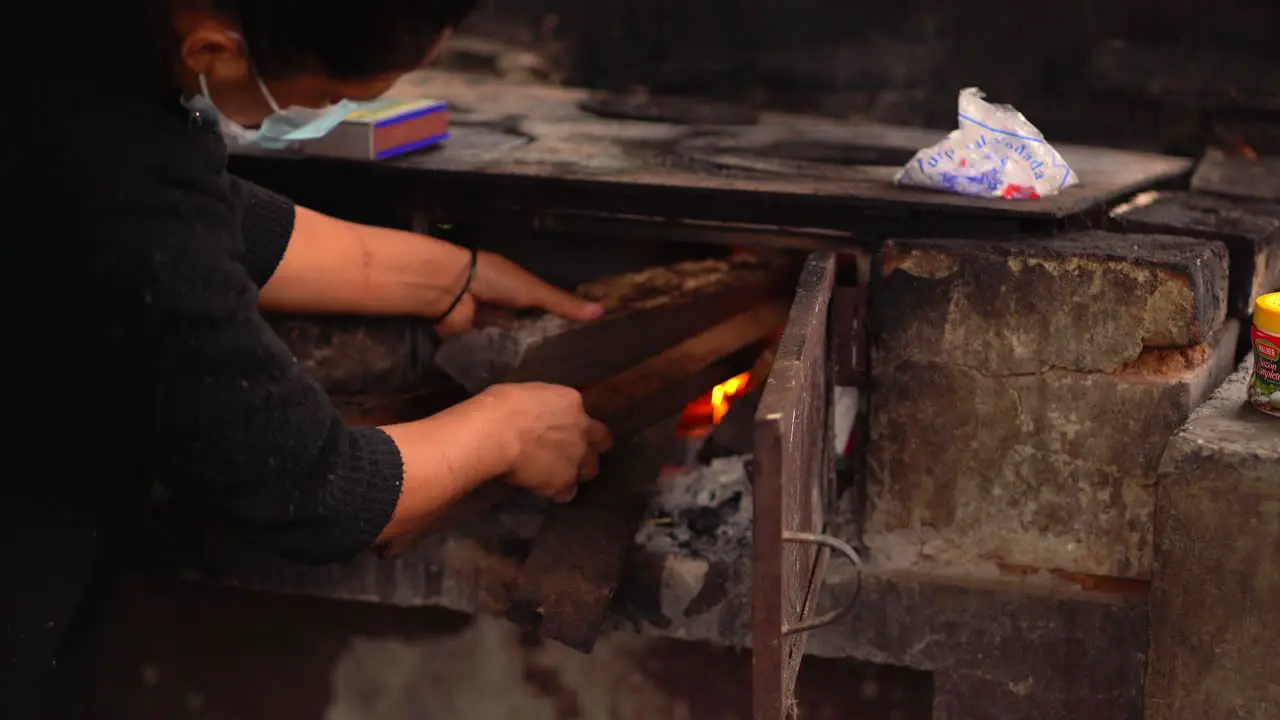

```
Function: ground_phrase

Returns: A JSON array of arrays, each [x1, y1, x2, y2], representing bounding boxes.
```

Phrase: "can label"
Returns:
[[1250, 324, 1280, 417]]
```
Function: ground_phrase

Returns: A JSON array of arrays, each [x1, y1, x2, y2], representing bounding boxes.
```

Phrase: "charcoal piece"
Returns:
[[681, 506, 724, 536]]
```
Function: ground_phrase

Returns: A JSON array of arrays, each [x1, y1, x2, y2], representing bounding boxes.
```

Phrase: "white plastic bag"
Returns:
[[894, 88, 1078, 199]]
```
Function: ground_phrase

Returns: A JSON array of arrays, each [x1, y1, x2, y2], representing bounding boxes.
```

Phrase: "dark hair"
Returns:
[[216, 1, 479, 81]]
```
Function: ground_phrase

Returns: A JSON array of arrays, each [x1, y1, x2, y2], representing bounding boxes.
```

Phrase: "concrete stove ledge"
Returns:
[[176, 489, 1148, 720], [1147, 358, 1280, 720]]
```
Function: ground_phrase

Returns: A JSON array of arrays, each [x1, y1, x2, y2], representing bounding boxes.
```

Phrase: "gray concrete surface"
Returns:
[[1147, 358, 1280, 720]]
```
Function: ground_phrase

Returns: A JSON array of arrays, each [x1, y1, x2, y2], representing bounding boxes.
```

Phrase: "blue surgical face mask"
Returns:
[[183, 39, 362, 149]]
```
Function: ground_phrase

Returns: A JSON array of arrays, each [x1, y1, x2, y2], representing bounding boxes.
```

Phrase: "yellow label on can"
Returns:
[[1249, 292, 1280, 418]]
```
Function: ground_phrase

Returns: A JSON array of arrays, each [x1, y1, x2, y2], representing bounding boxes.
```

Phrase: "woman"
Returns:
[[2, 1, 609, 716]]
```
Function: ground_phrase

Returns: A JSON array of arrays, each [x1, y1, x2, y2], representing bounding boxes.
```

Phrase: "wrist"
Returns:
[[405, 240, 471, 318], [427, 246, 478, 324], [467, 388, 522, 475], [375, 393, 517, 541]]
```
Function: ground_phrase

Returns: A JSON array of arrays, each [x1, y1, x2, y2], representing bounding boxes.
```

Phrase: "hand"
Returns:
[[432, 251, 605, 335], [478, 382, 613, 502]]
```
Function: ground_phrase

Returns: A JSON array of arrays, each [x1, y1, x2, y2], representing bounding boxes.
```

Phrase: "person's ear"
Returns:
[[177, 22, 249, 83]]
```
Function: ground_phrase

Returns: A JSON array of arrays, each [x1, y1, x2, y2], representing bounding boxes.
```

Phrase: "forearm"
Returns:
[[259, 206, 470, 319], [376, 393, 516, 542]]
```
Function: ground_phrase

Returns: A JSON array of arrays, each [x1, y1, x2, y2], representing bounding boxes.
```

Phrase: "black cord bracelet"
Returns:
[[431, 246, 478, 324]]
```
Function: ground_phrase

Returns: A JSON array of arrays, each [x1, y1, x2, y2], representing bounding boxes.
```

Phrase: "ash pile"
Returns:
[[635, 455, 753, 561]]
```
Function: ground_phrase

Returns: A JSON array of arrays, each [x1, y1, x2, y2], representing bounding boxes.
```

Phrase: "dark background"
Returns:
[[456, 0, 1280, 154]]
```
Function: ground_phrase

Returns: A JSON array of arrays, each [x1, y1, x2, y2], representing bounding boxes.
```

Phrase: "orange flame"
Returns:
[[710, 372, 750, 423], [678, 372, 752, 435]]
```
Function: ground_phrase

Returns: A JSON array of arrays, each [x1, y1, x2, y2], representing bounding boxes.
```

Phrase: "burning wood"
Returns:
[[505, 301, 786, 652], [366, 254, 795, 627], [378, 301, 783, 558]]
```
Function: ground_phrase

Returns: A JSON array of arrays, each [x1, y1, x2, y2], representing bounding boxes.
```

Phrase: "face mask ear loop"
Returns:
[[226, 30, 284, 115], [254, 72, 284, 115]]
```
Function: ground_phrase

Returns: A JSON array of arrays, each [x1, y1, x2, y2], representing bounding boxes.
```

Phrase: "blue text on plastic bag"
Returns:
[[894, 88, 1078, 200]]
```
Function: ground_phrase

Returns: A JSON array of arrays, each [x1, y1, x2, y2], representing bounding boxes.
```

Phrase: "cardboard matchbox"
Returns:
[[298, 98, 449, 161]]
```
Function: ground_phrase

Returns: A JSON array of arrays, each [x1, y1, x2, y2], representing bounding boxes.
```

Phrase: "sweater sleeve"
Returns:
[[114, 169, 403, 565], [226, 174, 295, 288]]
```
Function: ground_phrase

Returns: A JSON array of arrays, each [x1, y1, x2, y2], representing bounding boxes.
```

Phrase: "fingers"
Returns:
[[502, 259, 605, 321], [577, 451, 600, 483], [547, 293, 605, 322], [471, 253, 604, 322], [555, 424, 604, 500], [586, 420, 612, 454], [531, 281, 604, 321], [551, 485, 578, 503], [549, 453, 597, 503], [494, 382, 613, 505]]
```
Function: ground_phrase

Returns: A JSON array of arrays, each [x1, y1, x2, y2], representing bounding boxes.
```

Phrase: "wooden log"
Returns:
[[505, 426, 673, 649], [434, 253, 796, 393]]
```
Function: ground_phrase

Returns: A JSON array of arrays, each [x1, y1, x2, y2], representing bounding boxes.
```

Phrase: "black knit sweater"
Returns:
[[1, 12, 404, 717]]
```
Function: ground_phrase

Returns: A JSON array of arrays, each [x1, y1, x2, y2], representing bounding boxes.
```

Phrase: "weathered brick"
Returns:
[[875, 232, 1229, 375], [1112, 190, 1280, 316], [868, 233, 1240, 579], [1147, 359, 1280, 720]]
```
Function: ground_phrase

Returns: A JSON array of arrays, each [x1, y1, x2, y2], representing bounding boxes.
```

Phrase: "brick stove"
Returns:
[[146, 69, 1280, 720]]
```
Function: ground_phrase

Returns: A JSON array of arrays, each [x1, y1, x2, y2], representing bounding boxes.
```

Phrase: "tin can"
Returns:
[[1249, 292, 1280, 418]]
